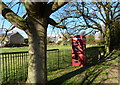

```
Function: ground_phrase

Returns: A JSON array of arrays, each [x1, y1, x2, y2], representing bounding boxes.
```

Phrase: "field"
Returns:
[[0, 45, 119, 84], [0, 45, 72, 84], [0, 45, 72, 53], [48, 48, 119, 84]]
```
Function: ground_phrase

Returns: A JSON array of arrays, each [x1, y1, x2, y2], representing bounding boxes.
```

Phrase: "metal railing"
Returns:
[[0, 51, 28, 83], [0, 49, 71, 84]]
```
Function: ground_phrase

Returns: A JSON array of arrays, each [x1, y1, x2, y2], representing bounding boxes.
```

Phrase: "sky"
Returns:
[[0, 1, 54, 38], [0, 1, 28, 38], [1, 1, 118, 39], [0, 1, 87, 38]]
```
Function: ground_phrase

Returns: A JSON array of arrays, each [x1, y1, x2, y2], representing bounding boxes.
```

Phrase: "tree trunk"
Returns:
[[104, 28, 111, 54], [26, 16, 48, 84]]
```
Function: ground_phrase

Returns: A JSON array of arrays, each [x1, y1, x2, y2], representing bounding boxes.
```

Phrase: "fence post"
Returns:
[[58, 49, 60, 69], [0, 54, 3, 84]]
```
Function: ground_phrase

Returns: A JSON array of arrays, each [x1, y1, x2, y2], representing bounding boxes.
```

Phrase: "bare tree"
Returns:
[[1, 0, 68, 84], [61, 2, 120, 54], [1, 1, 119, 84]]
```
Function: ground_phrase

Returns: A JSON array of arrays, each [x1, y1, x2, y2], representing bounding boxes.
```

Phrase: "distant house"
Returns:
[[0, 32, 24, 46], [7, 32, 24, 44], [0, 28, 25, 47], [55, 33, 64, 43], [55, 32, 71, 44], [47, 32, 72, 45]]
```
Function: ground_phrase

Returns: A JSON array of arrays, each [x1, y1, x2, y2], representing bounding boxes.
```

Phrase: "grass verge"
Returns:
[[48, 49, 119, 84]]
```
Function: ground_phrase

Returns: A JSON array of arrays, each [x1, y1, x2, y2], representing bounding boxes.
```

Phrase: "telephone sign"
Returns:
[[72, 35, 86, 66]]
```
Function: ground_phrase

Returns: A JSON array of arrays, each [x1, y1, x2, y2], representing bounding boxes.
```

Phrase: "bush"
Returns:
[[57, 41, 62, 45], [24, 39, 28, 45], [4, 44, 28, 47]]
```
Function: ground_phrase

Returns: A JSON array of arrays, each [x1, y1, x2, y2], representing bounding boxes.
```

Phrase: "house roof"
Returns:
[[3, 32, 25, 38], [9, 32, 24, 38]]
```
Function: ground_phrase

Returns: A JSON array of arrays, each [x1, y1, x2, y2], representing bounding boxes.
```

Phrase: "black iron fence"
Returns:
[[0, 49, 71, 84], [0, 51, 28, 83]]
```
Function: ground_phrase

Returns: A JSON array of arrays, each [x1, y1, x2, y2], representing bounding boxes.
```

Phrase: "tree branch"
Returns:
[[84, 29, 94, 36], [96, 3, 106, 22], [1, 26, 15, 41], [113, 2, 119, 14], [51, 1, 68, 13], [1, 2, 28, 31], [48, 18, 66, 29]]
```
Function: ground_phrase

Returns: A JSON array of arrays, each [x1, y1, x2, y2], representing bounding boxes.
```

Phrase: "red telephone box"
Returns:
[[72, 35, 86, 66]]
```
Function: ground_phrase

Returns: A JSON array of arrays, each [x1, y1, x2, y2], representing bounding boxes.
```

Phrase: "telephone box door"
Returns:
[[72, 35, 86, 66]]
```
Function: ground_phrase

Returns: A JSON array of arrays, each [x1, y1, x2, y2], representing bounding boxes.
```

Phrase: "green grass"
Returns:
[[1, 46, 72, 84], [47, 59, 118, 84], [0, 47, 28, 53], [0, 45, 72, 53], [0, 44, 96, 53], [1, 53, 28, 83], [1, 45, 119, 84], [48, 49, 119, 84], [47, 45, 72, 50]]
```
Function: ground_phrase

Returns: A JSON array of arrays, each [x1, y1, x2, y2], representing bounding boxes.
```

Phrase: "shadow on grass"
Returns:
[[48, 46, 119, 85], [48, 65, 93, 84], [86, 46, 104, 64]]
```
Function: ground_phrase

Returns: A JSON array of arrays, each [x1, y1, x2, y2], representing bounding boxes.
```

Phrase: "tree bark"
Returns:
[[1, 2, 28, 31], [26, 15, 48, 84], [104, 27, 111, 54], [1, 2, 67, 84]]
